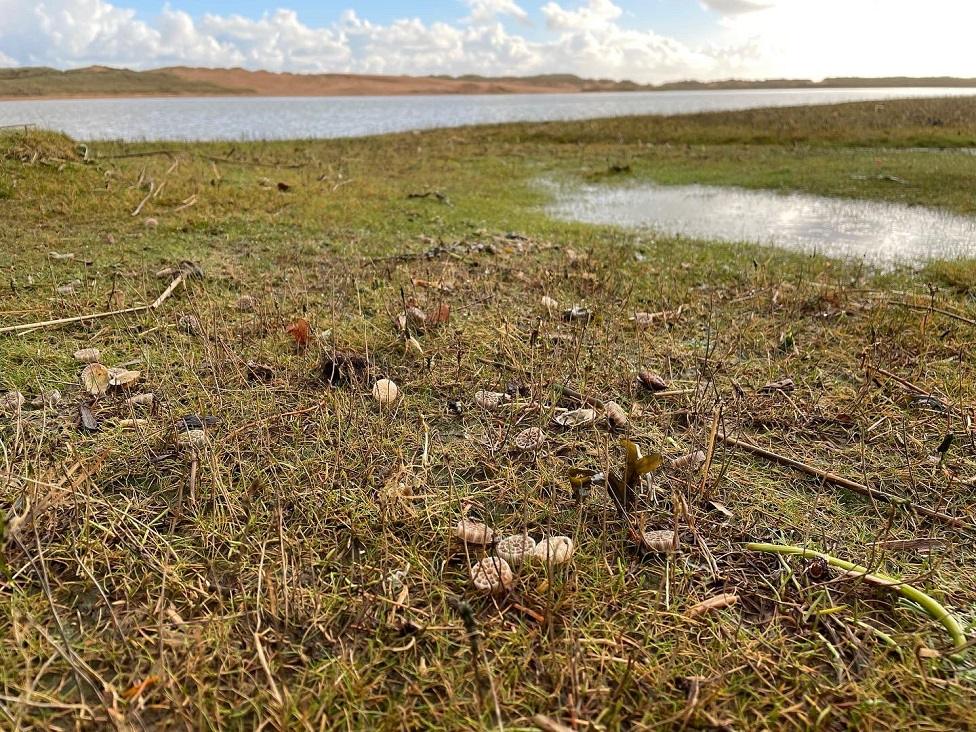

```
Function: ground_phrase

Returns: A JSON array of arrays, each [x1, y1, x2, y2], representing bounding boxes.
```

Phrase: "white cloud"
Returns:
[[715, 0, 976, 79], [541, 0, 622, 31], [464, 0, 529, 25], [0, 0, 972, 83], [700, 0, 771, 15]]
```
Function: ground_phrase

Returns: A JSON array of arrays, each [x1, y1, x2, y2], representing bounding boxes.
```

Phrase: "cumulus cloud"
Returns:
[[541, 0, 622, 31], [0, 0, 972, 83], [464, 0, 530, 25], [700, 0, 772, 15]]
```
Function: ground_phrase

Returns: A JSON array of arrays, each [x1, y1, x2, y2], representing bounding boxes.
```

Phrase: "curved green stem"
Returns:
[[746, 542, 967, 658]]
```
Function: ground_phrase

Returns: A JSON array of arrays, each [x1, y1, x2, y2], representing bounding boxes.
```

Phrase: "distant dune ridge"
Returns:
[[2, 65, 976, 100]]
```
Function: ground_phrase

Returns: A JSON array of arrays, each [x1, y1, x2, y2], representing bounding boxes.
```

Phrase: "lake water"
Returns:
[[546, 181, 976, 266], [1, 88, 975, 142]]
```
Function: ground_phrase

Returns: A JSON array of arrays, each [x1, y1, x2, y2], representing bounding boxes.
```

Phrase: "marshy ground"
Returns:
[[3, 97, 976, 730]]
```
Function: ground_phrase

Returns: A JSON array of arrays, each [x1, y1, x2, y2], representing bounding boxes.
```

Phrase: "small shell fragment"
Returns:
[[117, 418, 148, 429], [80, 363, 111, 396], [246, 361, 276, 382], [405, 307, 427, 331], [177, 429, 207, 450], [108, 368, 141, 388], [1, 391, 26, 414], [475, 390, 507, 410], [604, 401, 628, 429], [541, 295, 558, 316], [179, 314, 201, 335], [562, 305, 593, 323], [144, 217, 159, 229], [670, 450, 706, 471], [637, 370, 668, 392], [471, 556, 513, 594], [759, 378, 796, 393], [455, 519, 494, 545], [495, 534, 537, 566], [74, 348, 102, 364], [553, 408, 597, 428], [234, 295, 256, 311], [641, 530, 677, 554], [630, 312, 656, 330], [125, 393, 155, 407], [32, 389, 62, 408], [514, 426, 545, 452], [372, 379, 400, 406], [530, 536, 574, 566]]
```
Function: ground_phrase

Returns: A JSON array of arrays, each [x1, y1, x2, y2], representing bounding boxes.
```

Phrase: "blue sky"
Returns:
[[0, 1, 973, 82], [118, 1, 714, 40]]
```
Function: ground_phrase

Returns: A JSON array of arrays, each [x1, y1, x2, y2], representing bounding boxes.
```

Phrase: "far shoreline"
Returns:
[[5, 85, 976, 104]]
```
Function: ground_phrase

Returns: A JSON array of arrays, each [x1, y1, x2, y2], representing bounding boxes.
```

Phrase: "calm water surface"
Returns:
[[546, 181, 976, 266], [1, 88, 974, 141]]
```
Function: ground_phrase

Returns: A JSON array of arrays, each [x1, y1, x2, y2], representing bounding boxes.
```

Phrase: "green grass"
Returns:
[[2, 98, 976, 729], [0, 66, 235, 98]]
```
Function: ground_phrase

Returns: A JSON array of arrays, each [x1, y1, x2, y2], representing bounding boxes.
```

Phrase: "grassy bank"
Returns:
[[2, 98, 976, 729]]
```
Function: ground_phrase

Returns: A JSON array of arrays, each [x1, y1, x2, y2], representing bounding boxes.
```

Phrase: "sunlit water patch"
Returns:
[[545, 181, 976, 266]]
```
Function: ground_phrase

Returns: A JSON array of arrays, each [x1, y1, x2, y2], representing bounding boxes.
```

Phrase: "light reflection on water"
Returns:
[[546, 181, 976, 266]]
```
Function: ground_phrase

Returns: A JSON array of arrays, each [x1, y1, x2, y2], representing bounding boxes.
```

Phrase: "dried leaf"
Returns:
[[608, 439, 661, 515], [686, 593, 739, 618], [78, 404, 99, 432], [285, 317, 312, 347], [426, 303, 451, 326], [404, 336, 424, 357]]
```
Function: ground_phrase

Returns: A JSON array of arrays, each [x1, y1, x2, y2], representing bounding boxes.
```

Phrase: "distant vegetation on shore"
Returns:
[[3, 65, 976, 100]]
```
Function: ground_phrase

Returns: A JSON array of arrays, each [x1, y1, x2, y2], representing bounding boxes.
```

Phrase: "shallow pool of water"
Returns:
[[546, 181, 976, 266]]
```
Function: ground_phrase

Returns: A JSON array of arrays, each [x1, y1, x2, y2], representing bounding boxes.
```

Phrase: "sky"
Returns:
[[0, 0, 973, 83]]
